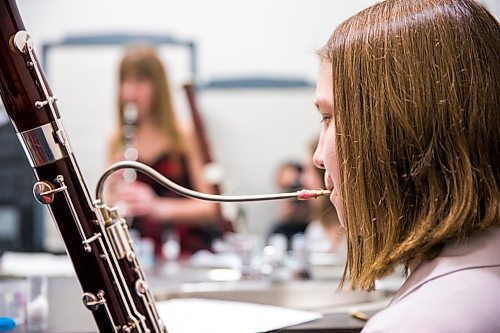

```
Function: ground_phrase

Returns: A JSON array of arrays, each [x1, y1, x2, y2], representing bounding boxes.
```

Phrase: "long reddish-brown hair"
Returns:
[[319, 0, 499, 290], [112, 45, 183, 154]]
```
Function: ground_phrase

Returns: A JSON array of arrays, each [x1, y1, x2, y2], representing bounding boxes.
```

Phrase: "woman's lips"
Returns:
[[324, 173, 334, 192]]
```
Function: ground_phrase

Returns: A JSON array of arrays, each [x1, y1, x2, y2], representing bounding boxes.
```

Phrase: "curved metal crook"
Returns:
[[95, 161, 330, 204]]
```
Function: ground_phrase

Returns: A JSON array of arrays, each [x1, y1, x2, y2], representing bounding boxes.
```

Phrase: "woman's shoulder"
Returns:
[[176, 119, 204, 160], [362, 263, 500, 332], [177, 119, 196, 142]]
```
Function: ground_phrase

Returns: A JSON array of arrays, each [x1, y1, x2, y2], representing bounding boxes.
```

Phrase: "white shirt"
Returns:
[[362, 227, 500, 333]]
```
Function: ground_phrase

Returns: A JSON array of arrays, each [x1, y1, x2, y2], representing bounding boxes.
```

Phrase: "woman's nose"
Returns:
[[120, 81, 136, 102], [313, 144, 325, 169]]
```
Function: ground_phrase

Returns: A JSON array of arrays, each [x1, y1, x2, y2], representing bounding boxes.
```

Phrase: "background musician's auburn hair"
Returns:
[[319, 0, 500, 290], [113, 45, 184, 155]]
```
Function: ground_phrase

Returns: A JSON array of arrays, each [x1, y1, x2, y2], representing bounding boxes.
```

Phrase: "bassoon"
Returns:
[[183, 83, 234, 233], [0, 1, 167, 332], [0, 1, 330, 332]]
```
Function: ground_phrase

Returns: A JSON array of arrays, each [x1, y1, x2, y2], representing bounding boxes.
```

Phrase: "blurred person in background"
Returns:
[[107, 45, 220, 259], [268, 161, 311, 250]]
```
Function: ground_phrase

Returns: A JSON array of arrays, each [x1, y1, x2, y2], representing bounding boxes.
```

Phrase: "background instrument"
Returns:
[[121, 102, 138, 183], [183, 83, 234, 233]]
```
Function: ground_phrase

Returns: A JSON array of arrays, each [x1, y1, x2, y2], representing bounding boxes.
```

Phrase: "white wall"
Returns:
[[12, 0, 499, 250], [17, 0, 380, 82]]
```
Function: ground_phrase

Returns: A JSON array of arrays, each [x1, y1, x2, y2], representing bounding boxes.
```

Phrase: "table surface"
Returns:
[[11, 314, 365, 333], [3, 263, 392, 333]]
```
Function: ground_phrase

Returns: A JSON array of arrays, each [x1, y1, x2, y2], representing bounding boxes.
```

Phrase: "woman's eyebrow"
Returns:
[[315, 99, 332, 112]]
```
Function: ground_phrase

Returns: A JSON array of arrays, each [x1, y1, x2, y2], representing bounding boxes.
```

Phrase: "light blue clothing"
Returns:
[[362, 227, 500, 333]]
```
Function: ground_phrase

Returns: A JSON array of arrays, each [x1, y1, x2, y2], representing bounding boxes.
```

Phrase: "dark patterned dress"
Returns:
[[131, 153, 220, 258]]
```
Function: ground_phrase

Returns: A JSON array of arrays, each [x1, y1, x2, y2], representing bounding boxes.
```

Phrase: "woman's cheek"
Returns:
[[325, 126, 346, 228]]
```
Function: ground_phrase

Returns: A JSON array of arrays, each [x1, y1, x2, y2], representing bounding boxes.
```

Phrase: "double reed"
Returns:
[[0, 1, 167, 332]]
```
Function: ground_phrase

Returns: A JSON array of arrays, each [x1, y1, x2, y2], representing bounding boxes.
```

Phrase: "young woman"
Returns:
[[313, 0, 499, 331], [108, 45, 219, 258]]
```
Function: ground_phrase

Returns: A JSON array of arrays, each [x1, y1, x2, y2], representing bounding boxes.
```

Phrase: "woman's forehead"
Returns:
[[315, 62, 333, 111]]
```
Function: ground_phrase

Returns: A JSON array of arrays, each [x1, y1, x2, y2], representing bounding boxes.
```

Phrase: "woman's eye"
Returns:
[[320, 115, 332, 125]]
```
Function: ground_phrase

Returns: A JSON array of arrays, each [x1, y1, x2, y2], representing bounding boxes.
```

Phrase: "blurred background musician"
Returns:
[[268, 161, 311, 250], [107, 45, 221, 259]]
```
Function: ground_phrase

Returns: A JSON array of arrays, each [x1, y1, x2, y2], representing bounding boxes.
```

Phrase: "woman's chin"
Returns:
[[329, 194, 345, 228]]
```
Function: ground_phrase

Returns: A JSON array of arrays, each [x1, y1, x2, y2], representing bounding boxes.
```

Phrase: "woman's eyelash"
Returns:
[[320, 115, 332, 124]]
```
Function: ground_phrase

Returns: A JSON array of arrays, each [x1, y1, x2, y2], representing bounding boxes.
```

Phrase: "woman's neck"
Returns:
[[136, 114, 156, 130], [133, 118, 172, 163]]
